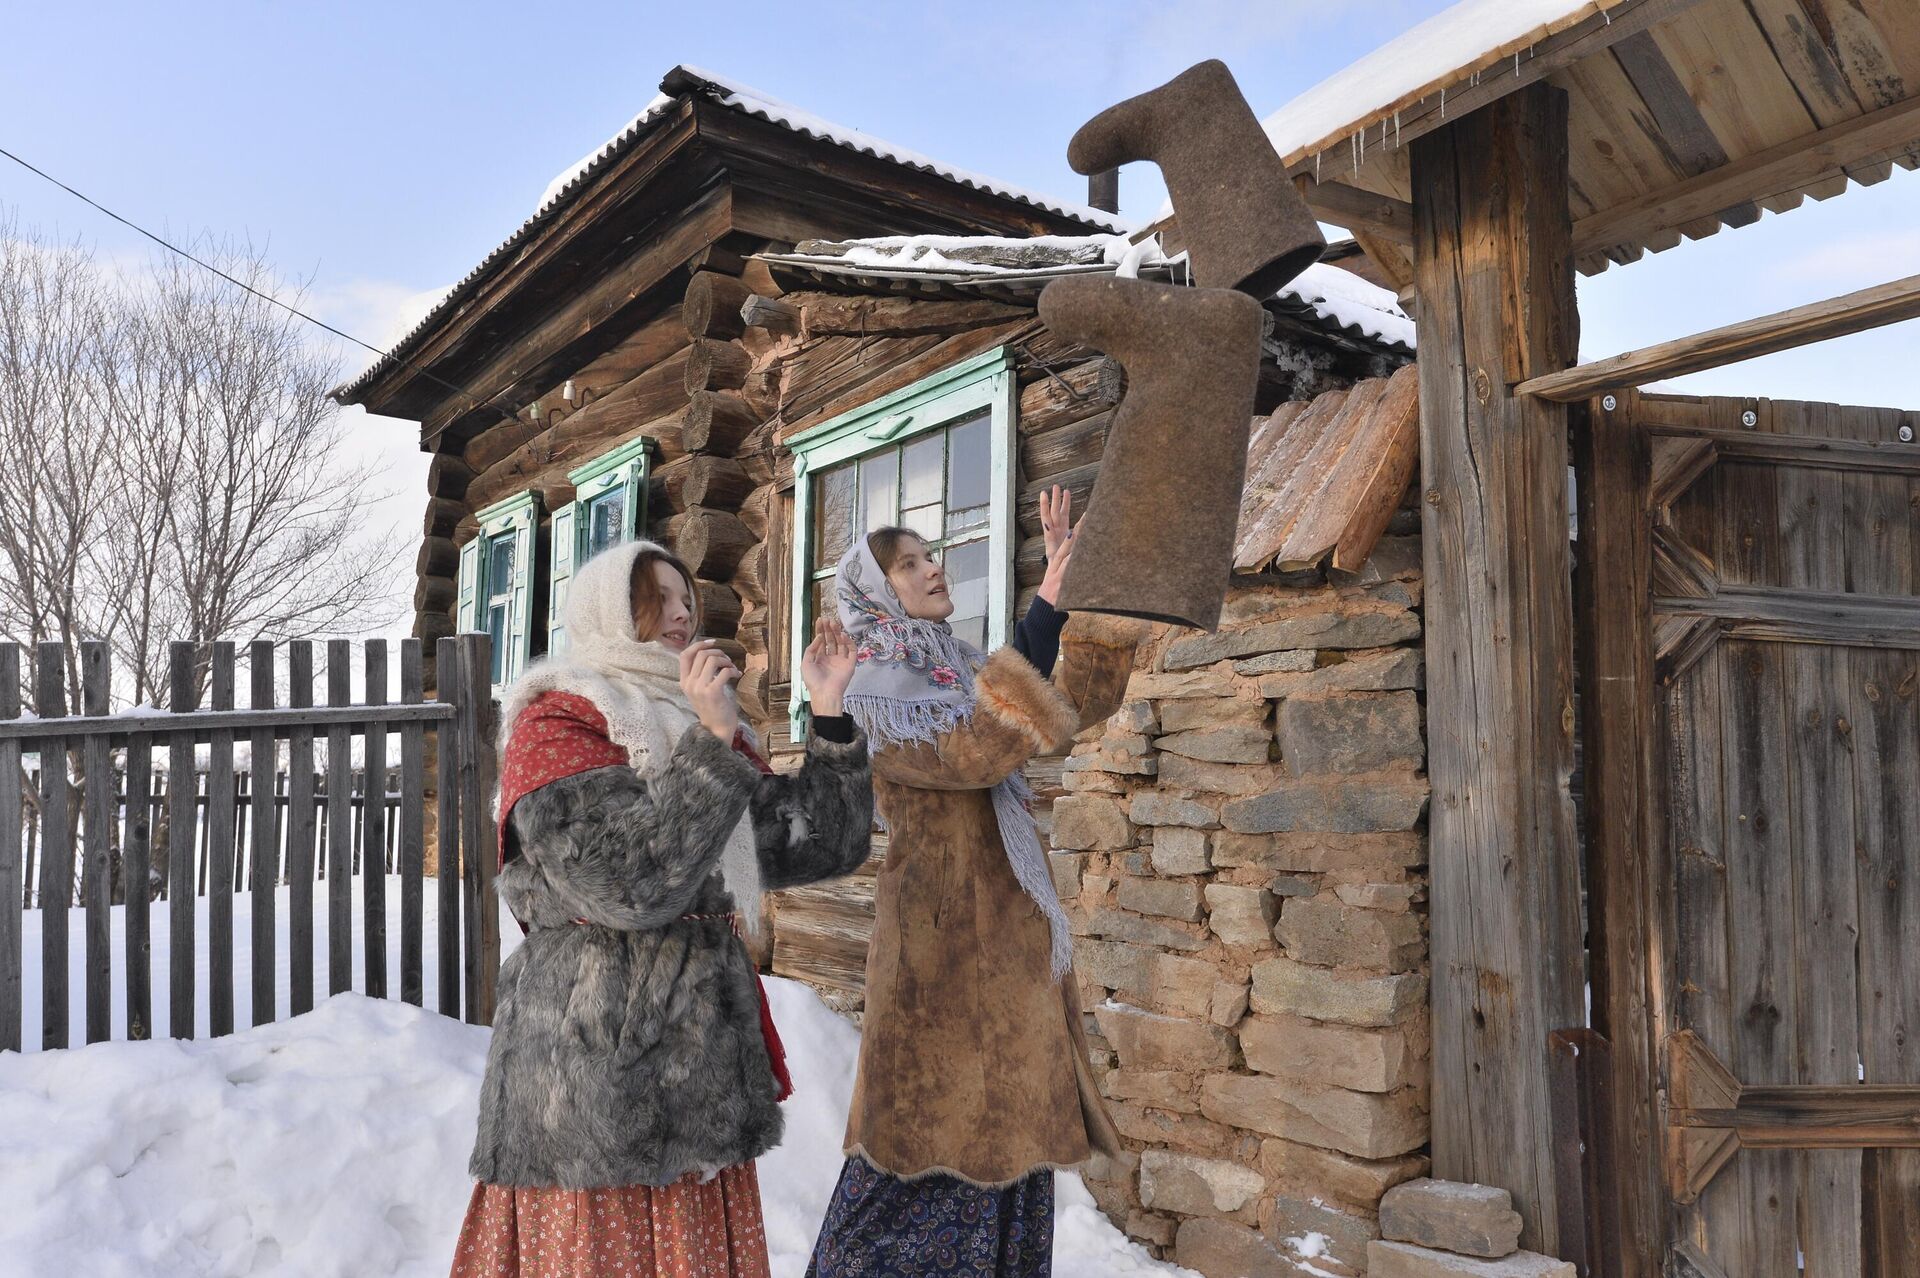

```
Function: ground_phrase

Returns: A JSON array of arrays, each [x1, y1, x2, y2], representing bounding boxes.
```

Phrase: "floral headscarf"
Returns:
[[835, 535, 1073, 978]]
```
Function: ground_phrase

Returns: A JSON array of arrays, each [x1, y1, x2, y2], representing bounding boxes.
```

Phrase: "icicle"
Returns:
[[1516, 51, 1521, 75], [1604, 7, 1611, 23], [1394, 110, 1401, 148], [1440, 87, 1446, 119], [1315, 150, 1322, 181]]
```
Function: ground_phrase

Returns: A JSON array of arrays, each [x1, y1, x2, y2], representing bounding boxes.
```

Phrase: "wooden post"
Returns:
[[458, 634, 500, 1025], [80, 641, 111, 1044], [167, 642, 198, 1038], [399, 640, 426, 1007], [326, 641, 353, 995], [122, 711, 153, 1041], [363, 641, 388, 999], [36, 642, 70, 1050], [1411, 81, 1584, 1255], [435, 637, 461, 1017], [0, 644, 21, 1052], [287, 642, 317, 1016], [207, 642, 236, 1037], [250, 641, 279, 1026]]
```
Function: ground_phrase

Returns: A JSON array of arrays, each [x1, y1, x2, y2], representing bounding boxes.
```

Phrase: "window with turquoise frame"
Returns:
[[545, 436, 652, 655], [787, 346, 1017, 731], [456, 491, 539, 691]]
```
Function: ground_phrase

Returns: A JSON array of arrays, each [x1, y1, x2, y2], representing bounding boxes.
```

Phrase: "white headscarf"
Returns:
[[500, 540, 762, 934]]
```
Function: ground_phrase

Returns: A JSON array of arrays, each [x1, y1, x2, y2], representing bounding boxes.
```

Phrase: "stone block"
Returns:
[[1166, 610, 1421, 669], [1368, 1241, 1574, 1277], [1232, 648, 1318, 676], [1201, 1073, 1427, 1159], [1122, 851, 1154, 876], [1107, 1068, 1198, 1113], [1118, 877, 1206, 921], [1062, 768, 1132, 794], [1205, 883, 1280, 948], [1126, 1210, 1177, 1248], [1152, 825, 1213, 875], [1160, 756, 1285, 797], [1277, 691, 1424, 775], [1112, 699, 1159, 734], [1052, 794, 1134, 851], [1160, 695, 1270, 732], [1241, 1015, 1416, 1092], [1064, 749, 1159, 777], [1223, 780, 1429, 835], [1270, 874, 1319, 897], [1174, 1218, 1299, 1278], [1084, 907, 1210, 952], [1264, 1193, 1376, 1273], [1138, 1150, 1264, 1223], [1257, 649, 1426, 698], [1211, 978, 1251, 1027], [1110, 1102, 1241, 1157], [1379, 1178, 1523, 1259], [1049, 852, 1086, 901], [1160, 723, 1273, 764], [1213, 830, 1426, 874], [1129, 668, 1239, 700], [1251, 956, 1427, 1027], [1261, 1139, 1429, 1209], [1277, 897, 1426, 972], [1078, 939, 1218, 1009], [1131, 793, 1221, 828], [1096, 1003, 1237, 1070], [1336, 881, 1420, 912]]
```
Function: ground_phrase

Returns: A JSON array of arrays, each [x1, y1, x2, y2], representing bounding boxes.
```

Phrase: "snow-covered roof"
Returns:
[[336, 65, 1128, 405], [759, 233, 1414, 353]]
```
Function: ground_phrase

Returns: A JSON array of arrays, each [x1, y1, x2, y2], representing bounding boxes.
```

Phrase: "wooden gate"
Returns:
[[1578, 390, 1920, 1277]]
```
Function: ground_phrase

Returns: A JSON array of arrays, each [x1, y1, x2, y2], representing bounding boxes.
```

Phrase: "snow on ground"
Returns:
[[5, 899, 1190, 1277]]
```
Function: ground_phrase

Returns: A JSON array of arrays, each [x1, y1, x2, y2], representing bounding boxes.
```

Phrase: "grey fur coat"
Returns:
[[468, 722, 872, 1188]]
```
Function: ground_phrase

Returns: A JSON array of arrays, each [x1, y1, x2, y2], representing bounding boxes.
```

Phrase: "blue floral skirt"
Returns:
[[805, 1154, 1053, 1277]]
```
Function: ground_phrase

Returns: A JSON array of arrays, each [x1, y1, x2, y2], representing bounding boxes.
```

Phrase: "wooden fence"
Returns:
[[0, 634, 501, 1052]]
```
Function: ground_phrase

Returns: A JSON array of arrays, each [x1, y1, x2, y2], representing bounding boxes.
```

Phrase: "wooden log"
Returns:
[[1018, 462, 1099, 538], [414, 575, 457, 615], [685, 271, 752, 340], [739, 256, 782, 299], [739, 483, 775, 540], [685, 338, 752, 393], [741, 293, 801, 336], [466, 394, 687, 512], [736, 663, 771, 723], [167, 643, 197, 1039], [1519, 271, 1920, 402], [287, 642, 317, 1017], [737, 604, 771, 661], [434, 637, 461, 1017], [732, 542, 771, 607], [667, 508, 756, 578], [535, 481, 576, 515], [398, 641, 426, 1007], [1019, 409, 1111, 482], [462, 418, 540, 473], [325, 641, 353, 997], [736, 421, 780, 488], [248, 642, 278, 1028], [80, 641, 110, 1044], [206, 642, 236, 1038], [415, 610, 457, 643], [1413, 83, 1582, 1258], [1297, 178, 1414, 245], [682, 390, 760, 455], [782, 322, 1031, 437], [428, 452, 474, 500], [521, 306, 691, 426], [423, 496, 465, 537], [362, 641, 388, 1000], [419, 535, 459, 580], [798, 292, 1030, 338], [657, 454, 753, 512], [1017, 357, 1121, 437]]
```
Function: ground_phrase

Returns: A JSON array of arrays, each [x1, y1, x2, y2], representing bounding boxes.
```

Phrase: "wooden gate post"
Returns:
[[1411, 82, 1585, 1257]]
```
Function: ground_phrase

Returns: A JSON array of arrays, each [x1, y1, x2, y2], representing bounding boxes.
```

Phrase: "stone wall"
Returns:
[[1048, 519, 1431, 1277]]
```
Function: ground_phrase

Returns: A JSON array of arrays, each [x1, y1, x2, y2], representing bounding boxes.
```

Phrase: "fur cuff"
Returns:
[[975, 647, 1080, 754], [1061, 613, 1152, 650]]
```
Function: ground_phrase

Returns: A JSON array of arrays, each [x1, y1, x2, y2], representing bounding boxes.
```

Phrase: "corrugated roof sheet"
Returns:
[[334, 65, 1129, 405]]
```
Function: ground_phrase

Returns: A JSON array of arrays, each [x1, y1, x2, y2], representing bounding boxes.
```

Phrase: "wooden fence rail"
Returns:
[[0, 634, 500, 1052]]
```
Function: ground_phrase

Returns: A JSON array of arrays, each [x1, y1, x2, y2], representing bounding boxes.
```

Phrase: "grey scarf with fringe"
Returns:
[[834, 539, 1071, 978]]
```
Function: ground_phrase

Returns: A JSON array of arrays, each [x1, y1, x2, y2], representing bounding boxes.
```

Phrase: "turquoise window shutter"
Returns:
[[456, 539, 481, 634], [474, 491, 541, 692], [548, 503, 576, 656]]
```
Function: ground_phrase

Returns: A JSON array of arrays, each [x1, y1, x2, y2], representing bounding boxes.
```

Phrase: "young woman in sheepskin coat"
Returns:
[[806, 488, 1146, 1277], [449, 539, 874, 1278]]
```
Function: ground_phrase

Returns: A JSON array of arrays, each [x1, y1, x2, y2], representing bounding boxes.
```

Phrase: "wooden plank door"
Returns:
[[1582, 390, 1920, 1278]]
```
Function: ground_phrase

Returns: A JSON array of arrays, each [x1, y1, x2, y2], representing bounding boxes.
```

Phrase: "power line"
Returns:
[[0, 141, 503, 419]]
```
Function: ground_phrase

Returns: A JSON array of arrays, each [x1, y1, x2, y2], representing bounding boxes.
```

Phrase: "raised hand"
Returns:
[[800, 615, 857, 718], [677, 639, 741, 741], [1039, 484, 1076, 564]]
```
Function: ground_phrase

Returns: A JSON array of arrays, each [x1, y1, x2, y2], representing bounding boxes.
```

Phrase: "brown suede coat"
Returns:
[[844, 612, 1146, 1186]]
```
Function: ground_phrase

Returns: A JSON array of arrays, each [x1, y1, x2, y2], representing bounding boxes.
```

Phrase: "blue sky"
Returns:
[[5, 0, 1918, 617]]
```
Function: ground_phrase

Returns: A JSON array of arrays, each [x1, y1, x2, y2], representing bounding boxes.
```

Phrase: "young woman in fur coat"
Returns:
[[449, 539, 874, 1278], [806, 488, 1147, 1278]]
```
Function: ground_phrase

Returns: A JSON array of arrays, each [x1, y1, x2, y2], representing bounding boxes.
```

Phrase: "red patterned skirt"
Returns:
[[448, 1163, 770, 1278]]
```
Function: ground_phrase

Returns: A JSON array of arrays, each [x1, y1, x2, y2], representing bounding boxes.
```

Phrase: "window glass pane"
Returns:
[[902, 504, 943, 542], [946, 414, 990, 512], [585, 489, 625, 558], [902, 433, 944, 511], [814, 465, 856, 566], [811, 575, 837, 642], [487, 535, 515, 602], [860, 451, 900, 533], [487, 603, 510, 681], [943, 539, 989, 652]]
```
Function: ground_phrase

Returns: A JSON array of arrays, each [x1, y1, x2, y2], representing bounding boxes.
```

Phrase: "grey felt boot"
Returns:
[[1037, 275, 1263, 632], [1069, 59, 1325, 298]]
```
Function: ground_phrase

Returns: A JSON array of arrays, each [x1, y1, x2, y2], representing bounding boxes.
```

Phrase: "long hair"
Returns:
[[627, 545, 701, 641]]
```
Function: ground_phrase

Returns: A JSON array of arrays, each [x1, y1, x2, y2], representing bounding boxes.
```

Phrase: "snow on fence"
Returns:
[[0, 635, 502, 1053]]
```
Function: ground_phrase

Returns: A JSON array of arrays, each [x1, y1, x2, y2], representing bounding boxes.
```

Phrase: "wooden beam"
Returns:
[[1296, 178, 1413, 244], [1413, 82, 1584, 1261], [1518, 273, 1920, 401], [1576, 94, 1920, 257], [1645, 424, 1920, 474], [1654, 582, 1920, 648]]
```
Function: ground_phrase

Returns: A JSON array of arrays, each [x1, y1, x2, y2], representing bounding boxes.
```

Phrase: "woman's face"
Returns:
[[641, 559, 697, 652], [884, 537, 954, 623]]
